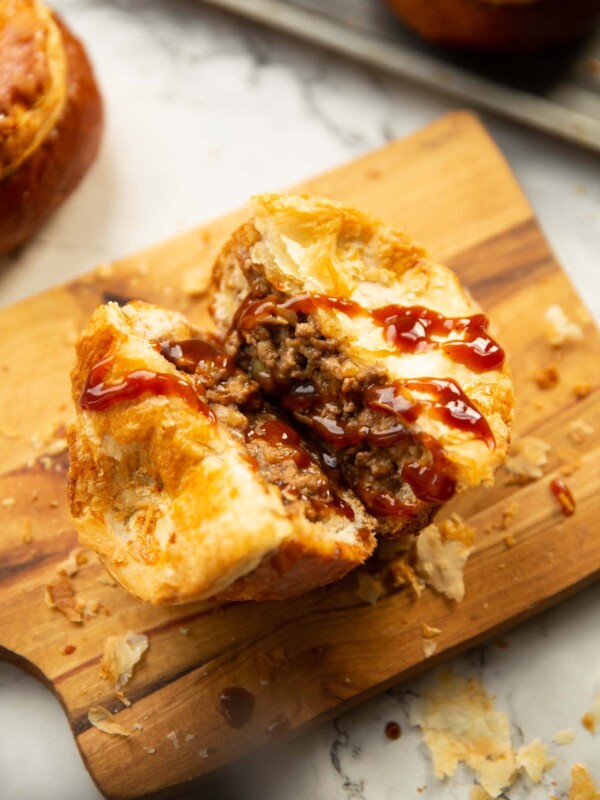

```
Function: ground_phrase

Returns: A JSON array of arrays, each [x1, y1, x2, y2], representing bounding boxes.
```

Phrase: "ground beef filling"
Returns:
[[159, 335, 352, 523], [230, 300, 438, 526]]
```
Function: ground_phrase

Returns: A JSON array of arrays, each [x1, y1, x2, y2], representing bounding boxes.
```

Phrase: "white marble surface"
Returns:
[[0, 2, 599, 798]]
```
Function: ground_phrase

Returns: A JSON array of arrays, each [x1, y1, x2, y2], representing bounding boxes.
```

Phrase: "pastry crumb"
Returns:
[[544, 305, 584, 347], [388, 559, 424, 599], [88, 706, 130, 737], [143, 746, 156, 754], [500, 502, 519, 530], [415, 514, 475, 602], [355, 571, 386, 604], [421, 623, 442, 638], [185, 733, 196, 742], [516, 738, 555, 782], [558, 448, 583, 477], [503, 533, 516, 549], [505, 436, 550, 483], [533, 365, 559, 390], [21, 516, 33, 543], [182, 267, 211, 297], [166, 730, 180, 750], [1, 497, 15, 508], [569, 764, 600, 799], [179, 627, 190, 636], [553, 728, 576, 745], [45, 575, 83, 623], [132, 722, 143, 731], [568, 419, 594, 445], [470, 788, 491, 800], [409, 671, 515, 797], [573, 383, 592, 400], [199, 748, 209, 759], [423, 640, 438, 659], [60, 643, 76, 655], [57, 547, 89, 577], [101, 631, 149, 690]]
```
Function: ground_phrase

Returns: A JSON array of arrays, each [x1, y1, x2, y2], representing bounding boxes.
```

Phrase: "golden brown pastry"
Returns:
[[0, 0, 103, 254], [67, 301, 375, 604], [212, 194, 514, 538], [382, 0, 599, 53]]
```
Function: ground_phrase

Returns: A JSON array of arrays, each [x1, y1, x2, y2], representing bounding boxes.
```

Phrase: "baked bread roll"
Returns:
[[0, 0, 102, 254], [67, 301, 375, 604], [382, 0, 599, 54], [212, 194, 513, 538]]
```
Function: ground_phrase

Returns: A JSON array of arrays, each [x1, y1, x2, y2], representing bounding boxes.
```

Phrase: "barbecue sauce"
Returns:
[[79, 356, 215, 421], [217, 687, 255, 729], [550, 478, 576, 517]]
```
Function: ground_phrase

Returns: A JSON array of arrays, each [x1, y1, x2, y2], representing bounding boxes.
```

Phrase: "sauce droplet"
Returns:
[[385, 721, 402, 740], [217, 687, 255, 729], [549, 478, 576, 516]]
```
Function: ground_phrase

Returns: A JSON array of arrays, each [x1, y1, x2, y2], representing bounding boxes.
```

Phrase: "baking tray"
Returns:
[[199, 0, 600, 153]]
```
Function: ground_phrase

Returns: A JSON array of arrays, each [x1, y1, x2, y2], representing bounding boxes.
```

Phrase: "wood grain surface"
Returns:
[[0, 112, 598, 800]]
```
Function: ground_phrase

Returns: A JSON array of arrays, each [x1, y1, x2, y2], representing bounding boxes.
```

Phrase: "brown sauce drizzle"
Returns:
[[79, 356, 215, 421], [159, 337, 233, 377], [234, 292, 505, 375], [217, 687, 255, 729], [366, 379, 494, 448], [233, 292, 362, 332], [371, 305, 505, 373], [549, 478, 576, 516]]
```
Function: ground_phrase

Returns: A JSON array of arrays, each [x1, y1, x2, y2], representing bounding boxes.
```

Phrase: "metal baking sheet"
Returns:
[[199, 0, 600, 152]]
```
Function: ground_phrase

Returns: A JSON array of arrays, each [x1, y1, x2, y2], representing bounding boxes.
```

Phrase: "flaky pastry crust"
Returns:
[[212, 194, 514, 505], [67, 302, 374, 604]]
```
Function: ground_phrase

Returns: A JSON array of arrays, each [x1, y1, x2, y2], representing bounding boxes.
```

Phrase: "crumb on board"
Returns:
[[199, 748, 209, 759], [181, 267, 212, 298], [101, 631, 149, 691], [57, 547, 89, 577], [553, 728, 576, 745], [423, 640, 438, 659], [505, 436, 550, 483], [569, 764, 600, 800], [355, 571, 386, 604], [544, 305, 584, 348], [185, 733, 196, 742], [88, 706, 130, 737], [501, 502, 519, 530], [60, 643, 76, 655], [143, 746, 156, 755], [573, 383, 592, 400], [421, 623, 442, 639], [21, 517, 32, 543], [1, 497, 15, 508], [387, 559, 424, 599], [45, 575, 83, 623], [503, 533, 516, 549], [533, 365, 559, 390], [166, 730, 180, 750], [132, 722, 143, 732], [568, 419, 594, 445], [415, 515, 475, 602], [558, 448, 583, 477]]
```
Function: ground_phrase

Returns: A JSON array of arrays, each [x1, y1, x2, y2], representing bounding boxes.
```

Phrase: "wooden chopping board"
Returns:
[[0, 112, 598, 800]]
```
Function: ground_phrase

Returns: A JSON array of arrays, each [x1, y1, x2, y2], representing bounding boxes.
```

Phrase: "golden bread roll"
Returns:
[[0, 0, 103, 254], [212, 194, 514, 538], [382, 0, 599, 53], [67, 301, 375, 604]]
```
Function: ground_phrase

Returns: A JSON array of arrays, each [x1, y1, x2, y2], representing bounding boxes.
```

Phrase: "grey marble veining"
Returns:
[[0, 2, 599, 799]]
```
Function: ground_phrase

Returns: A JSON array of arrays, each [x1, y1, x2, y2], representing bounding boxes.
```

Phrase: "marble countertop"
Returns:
[[0, 2, 598, 798]]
